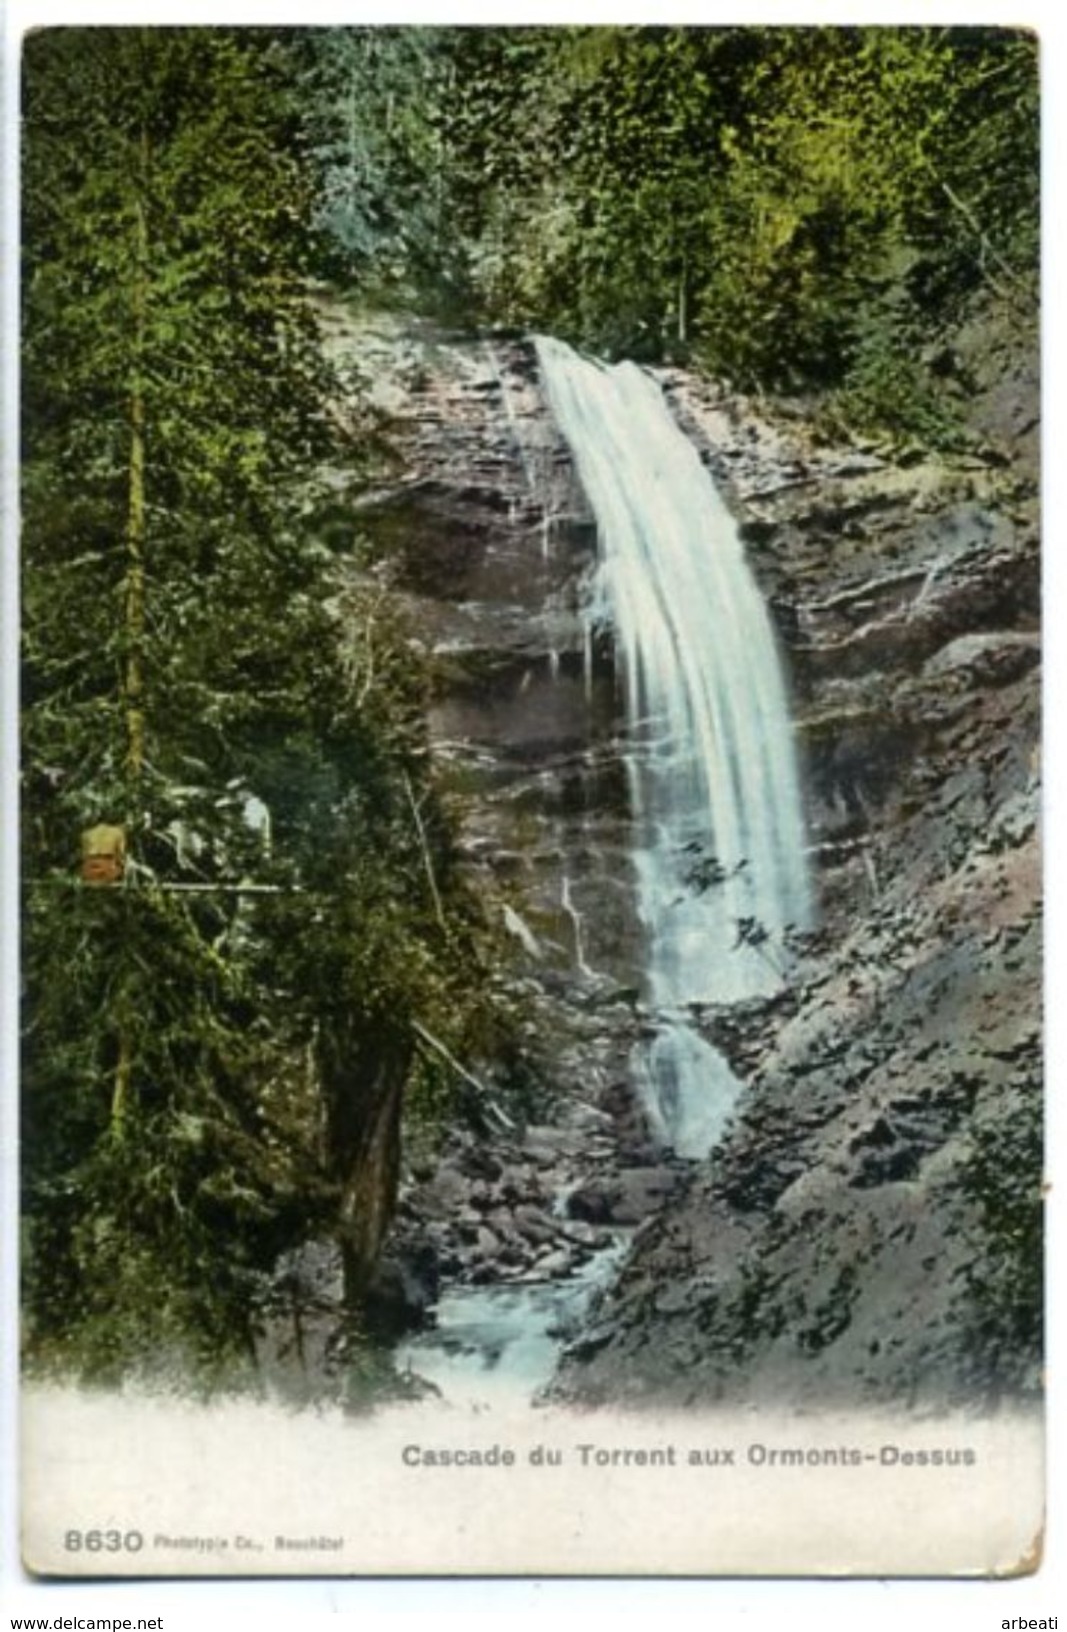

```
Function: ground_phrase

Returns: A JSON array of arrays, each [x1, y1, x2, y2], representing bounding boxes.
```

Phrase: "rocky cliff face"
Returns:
[[318, 301, 1041, 1410], [554, 334, 1041, 1410]]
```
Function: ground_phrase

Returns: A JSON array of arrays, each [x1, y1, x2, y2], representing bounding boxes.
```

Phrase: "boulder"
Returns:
[[363, 1241, 441, 1339]]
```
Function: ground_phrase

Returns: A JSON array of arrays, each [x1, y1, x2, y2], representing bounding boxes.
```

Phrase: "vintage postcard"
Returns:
[[15, 19, 1043, 1580]]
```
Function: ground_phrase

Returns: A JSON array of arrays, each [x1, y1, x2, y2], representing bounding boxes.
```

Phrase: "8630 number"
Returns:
[[64, 1528, 144, 1553]]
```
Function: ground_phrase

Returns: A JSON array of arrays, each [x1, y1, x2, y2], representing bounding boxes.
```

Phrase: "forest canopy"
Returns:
[[304, 24, 1038, 430]]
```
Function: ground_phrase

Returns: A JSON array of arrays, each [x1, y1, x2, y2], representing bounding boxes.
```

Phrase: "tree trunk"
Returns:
[[337, 1069, 407, 1316], [125, 125, 149, 781], [677, 253, 689, 345], [111, 1027, 132, 1128], [320, 1035, 413, 1318], [113, 118, 149, 1136]]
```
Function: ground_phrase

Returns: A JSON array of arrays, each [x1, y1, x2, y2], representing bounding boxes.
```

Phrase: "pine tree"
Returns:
[[297, 26, 457, 298], [21, 26, 498, 1383]]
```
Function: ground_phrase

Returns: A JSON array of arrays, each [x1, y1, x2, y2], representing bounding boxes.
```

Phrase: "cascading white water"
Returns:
[[535, 336, 813, 1157]]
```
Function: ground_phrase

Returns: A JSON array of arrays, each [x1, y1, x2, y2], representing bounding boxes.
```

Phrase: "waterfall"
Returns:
[[534, 336, 813, 1157]]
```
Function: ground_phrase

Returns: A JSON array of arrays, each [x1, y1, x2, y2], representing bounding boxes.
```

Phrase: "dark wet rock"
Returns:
[[612, 1167, 688, 1224], [566, 1181, 618, 1225], [363, 1242, 441, 1338], [453, 1143, 506, 1183], [512, 1203, 562, 1246], [563, 1166, 687, 1226], [522, 1125, 584, 1164]]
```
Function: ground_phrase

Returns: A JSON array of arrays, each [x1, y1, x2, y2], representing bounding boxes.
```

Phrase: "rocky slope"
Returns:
[[300, 298, 1040, 1412], [553, 319, 1041, 1411]]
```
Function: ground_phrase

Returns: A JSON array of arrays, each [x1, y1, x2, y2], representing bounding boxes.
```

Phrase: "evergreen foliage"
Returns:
[[304, 25, 1038, 438], [297, 27, 455, 295], [21, 26, 497, 1384]]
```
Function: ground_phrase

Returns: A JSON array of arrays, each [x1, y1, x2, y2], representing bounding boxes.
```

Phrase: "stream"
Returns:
[[398, 1235, 629, 1410]]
